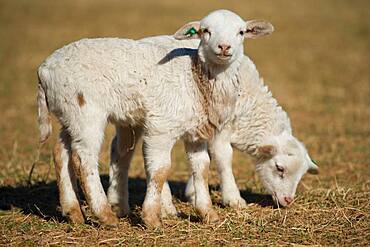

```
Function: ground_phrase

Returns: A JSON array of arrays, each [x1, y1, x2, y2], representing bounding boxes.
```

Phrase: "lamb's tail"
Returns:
[[37, 69, 52, 144]]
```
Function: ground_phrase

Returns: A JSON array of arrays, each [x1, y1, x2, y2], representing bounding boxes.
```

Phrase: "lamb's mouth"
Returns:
[[272, 191, 290, 207], [215, 53, 232, 60]]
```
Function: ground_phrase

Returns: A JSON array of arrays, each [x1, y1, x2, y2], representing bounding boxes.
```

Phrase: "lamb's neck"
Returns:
[[203, 55, 243, 83], [232, 80, 291, 157], [205, 56, 242, 129], [232, 101, 275, 157], [191, 54, 242, 137]]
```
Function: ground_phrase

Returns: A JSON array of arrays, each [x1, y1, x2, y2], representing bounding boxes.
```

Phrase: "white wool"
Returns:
[[108, 35, 318, 211], [230, 59, 292, 156], [138, 35, 292, 156], [38, 10, 273, 226]]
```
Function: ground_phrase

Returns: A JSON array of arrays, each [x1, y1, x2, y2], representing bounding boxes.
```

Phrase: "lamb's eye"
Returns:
[[239, 30, 244, 35], [276, 163, 285, 173], [203, 28, 210, 34], [287, 153, 294, 157]]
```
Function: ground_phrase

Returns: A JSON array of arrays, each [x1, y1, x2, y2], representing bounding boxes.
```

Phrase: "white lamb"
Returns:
[[37, 10, 274, 227], [107, 36, 318, 219]]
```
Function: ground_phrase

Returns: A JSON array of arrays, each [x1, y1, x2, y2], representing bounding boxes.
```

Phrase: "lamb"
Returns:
[[107, 35, 318, 218], [37, 10, 274, 227], [185, 61, 319, 208]]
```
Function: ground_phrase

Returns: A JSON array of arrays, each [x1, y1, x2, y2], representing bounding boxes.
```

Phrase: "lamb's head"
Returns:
[[174, 9, 274, 66], [255, 132, 318, 207]]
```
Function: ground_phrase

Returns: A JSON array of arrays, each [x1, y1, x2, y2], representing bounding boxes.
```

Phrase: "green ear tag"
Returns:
[[185, 27, 197, 36]]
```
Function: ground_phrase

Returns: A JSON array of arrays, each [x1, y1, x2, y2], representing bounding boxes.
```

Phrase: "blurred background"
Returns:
[[0, 0, 368, 245]]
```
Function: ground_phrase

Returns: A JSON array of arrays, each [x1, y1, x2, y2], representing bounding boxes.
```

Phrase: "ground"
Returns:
[[0, 0, 369, 246]]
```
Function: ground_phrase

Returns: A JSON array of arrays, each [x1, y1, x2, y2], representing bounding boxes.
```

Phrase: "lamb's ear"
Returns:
[[257, 145, 277, 161], [245, 20, 274, 39], [174, 21, 201, 40], [307, 158, 319, 175]]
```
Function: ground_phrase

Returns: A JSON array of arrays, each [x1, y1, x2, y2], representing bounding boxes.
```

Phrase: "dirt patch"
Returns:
[[77, 92, 86, 107]]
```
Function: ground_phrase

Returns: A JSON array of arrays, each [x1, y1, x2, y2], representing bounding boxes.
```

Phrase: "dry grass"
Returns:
[[0, 0, 369, 245]]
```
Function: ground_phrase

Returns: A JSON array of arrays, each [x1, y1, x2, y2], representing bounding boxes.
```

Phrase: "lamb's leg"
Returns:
[[141, 135, 175, 228], [70, 116, 118, 227], [210, 130, 246, 209], [54, 129, 84, 224], [108, 127, 176, 219], [107, 126, 141, 217], [184, 175, 195, 203], [184, 140, 219, 223], [160, 181, 177, 218]]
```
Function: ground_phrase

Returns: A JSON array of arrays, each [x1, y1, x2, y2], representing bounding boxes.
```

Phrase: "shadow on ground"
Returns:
[[0, 175, 274, 223]]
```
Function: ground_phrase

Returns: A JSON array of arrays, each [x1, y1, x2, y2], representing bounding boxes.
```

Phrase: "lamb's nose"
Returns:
[[284, 196, 293, 205], [218, 44, 231, 52]]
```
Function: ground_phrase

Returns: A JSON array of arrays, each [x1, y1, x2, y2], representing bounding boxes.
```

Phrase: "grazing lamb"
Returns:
[[37, 10, 274, 227], [108, 36, 318, 218], [185, 68, 319, 208]]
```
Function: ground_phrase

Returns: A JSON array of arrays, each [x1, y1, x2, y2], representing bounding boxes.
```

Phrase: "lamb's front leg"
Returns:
[[185, 140, 219, 223], [210, 130, 246, 209], [142, 135, 175, 228]]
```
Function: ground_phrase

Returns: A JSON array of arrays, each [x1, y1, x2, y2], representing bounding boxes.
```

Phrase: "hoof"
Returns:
[[143, 209, 162, 229], [204, 208, 219, 223], [160, 204, 177, 218], [98, 206, 119, 227], [198, 207, 219, 224], [100, 215, 119, 228], [224, 197, 247, 209], [65, 205, 85, 224], [143, 215, 162, 229]]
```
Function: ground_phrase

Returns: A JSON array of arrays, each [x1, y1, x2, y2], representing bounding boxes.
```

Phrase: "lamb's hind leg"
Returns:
[[107, 126, 142, 217], [108, 126, 177, 219], [69, 115, 118, 226], [54, 129, 84, 224]]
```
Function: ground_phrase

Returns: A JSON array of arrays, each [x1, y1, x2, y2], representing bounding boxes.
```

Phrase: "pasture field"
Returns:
[[0, 0, 369, 245]]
